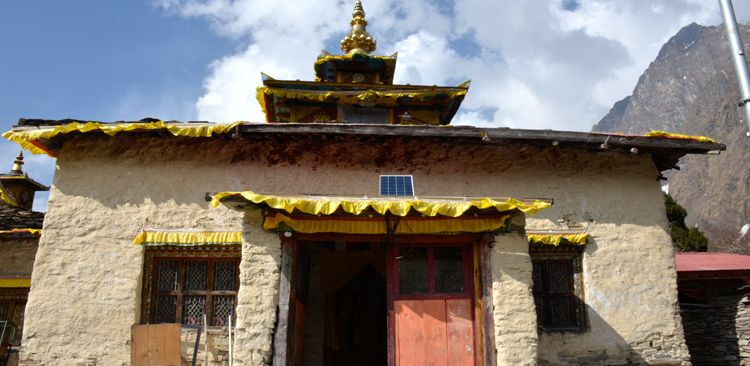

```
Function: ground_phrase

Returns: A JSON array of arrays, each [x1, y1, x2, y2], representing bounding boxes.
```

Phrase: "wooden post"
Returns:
[[481, 236, 497, 366], [228, 314, 233, 366], [203, 314, 209, 366], [273, 234, 296, 366]]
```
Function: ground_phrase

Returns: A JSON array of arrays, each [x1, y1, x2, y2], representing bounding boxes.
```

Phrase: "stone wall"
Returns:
[[0, 237, 38, 277], [181, 328, 230, 366], [490, 230, 538, 365], [18, 135, 689, 364], [231, 211, 281, 365], [680, 278, 750, 366], [536, 224, 690, 365]]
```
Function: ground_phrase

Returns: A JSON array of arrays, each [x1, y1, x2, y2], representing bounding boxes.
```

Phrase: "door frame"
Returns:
[[273, 233, 496, 366]]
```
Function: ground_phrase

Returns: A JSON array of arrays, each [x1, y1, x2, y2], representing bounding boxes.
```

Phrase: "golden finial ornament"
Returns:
[[10, 151, 23, 175], [340, 0, 377, 54]]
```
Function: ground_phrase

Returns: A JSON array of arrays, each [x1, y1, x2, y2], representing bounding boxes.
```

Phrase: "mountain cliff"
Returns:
[[593, 22, 750, 251]]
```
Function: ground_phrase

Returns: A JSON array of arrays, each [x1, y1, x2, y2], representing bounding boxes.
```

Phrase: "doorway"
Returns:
[[286, 237, 479, 366], [297, 240, 388, 366]]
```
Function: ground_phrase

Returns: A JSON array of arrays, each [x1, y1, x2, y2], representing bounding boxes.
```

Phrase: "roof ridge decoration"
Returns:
[[10, 151, 24, 175], [341, 0, 376, 55]]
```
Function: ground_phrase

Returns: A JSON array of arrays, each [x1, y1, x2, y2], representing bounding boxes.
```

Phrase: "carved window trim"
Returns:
[[530, 245, 588, 332], [141, 245, 241, 327]]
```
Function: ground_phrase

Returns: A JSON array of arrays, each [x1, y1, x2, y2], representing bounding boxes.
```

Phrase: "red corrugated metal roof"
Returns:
[[675, 252, 750, 272]]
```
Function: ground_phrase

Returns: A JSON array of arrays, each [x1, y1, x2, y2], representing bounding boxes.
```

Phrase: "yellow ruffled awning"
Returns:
[[212, 191, 551, 217], [644, 130, 717, 144], [0, 278, 31, 288], [527, 232, 588, 246], [264, 212, 509, 235], [0, 228, 41, 236], [3, 121, 243, 156], [133, 229, 242, 246]]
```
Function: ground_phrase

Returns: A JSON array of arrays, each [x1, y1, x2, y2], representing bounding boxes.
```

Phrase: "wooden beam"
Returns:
[[272, 235, 296, 366]]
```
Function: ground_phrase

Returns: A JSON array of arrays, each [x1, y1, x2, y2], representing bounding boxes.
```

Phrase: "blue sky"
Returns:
[[0, 0, 748, 211], [0, 0, 238, 209]]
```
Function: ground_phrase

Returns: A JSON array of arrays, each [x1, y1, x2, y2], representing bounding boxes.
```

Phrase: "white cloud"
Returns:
[[393, 31, 462, 85], [155, 0, 750, 131]]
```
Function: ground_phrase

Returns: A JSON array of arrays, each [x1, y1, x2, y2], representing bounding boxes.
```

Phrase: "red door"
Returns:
[[388, 244, 476, 366]]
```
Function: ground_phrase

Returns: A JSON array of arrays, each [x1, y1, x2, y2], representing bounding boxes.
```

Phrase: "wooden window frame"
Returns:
[[391, 243, 474, 301], [530, 245, 588, 332], [0, 288, 29, 346], [141, 246, 241, 327]]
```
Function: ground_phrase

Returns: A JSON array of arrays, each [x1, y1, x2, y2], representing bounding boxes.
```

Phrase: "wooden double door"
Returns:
[[388, 244, 477, 366], [285, 237, 479, 366]]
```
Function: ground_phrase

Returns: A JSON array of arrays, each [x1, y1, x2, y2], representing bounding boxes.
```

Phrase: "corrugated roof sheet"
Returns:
[[675, 252, 750, 272]]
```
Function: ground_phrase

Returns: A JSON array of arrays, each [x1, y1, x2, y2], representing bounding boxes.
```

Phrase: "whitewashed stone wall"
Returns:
[[232, 211, 282, 365], [17, 135, 691, 365], [181, 328, 230, 366], [491, 230, 538, 365]]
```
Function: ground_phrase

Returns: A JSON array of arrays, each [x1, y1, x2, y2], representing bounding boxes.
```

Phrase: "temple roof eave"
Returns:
[[257, 82, 468, 124], [262, 79, 465, 92], [259, 80, 470, 107]]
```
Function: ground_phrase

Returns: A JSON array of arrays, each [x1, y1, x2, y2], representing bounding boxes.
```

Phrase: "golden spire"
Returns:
[[10, 151, 23, 175], [340, 0, 377, 55]]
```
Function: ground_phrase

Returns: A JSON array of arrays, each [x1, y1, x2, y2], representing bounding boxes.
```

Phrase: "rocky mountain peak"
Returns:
[[593, 21, 750, 251]]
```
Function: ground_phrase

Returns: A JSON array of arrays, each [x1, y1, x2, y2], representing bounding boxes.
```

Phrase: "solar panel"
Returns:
[[379, 175, 414, 196]]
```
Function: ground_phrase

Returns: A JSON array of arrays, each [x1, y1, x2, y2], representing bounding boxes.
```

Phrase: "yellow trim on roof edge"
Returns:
[[0, 228, 41, 236], [0, 278, 31, 288], [644, 130, 717, 144], [3, 121, 243, 156], [264, 212, 509, 234], [212, 190, 551, 217], [527, 233, 588, 246], [133, 230, 242, 246]]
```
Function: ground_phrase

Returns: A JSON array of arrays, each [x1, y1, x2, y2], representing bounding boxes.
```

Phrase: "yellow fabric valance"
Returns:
[[0, 278, 31, 288], [133, 229, 242, 246], [0, 228, 41, 236], [527, 232, 588, 246], [3, 121, 243, 156], [264, 212, 509, 235], [644, 130, 717, 144], [212, 190, 551, 217]]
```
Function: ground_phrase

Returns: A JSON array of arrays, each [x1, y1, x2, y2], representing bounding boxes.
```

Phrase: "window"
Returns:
[[530, 246, 587, 331], [0, 289, 28, 346], [342, 105, 389, 124], [141, 247, 240, 327], [394, 245, 471, 297]]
